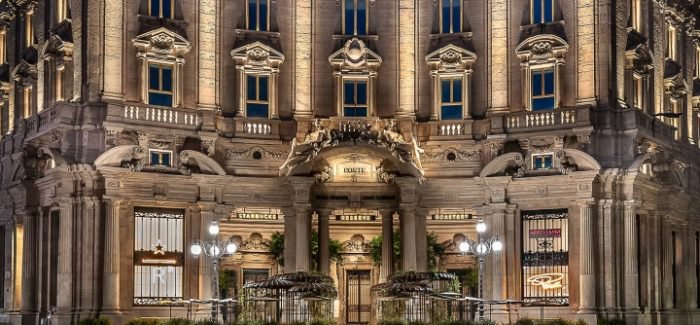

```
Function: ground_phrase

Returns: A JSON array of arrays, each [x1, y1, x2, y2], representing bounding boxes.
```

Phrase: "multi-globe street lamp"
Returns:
[[190, 221, 238, 321], [458, 219, 503, 321]]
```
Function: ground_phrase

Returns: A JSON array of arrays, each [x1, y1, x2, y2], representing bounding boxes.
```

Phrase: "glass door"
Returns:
[[346, 270, 371, 324]]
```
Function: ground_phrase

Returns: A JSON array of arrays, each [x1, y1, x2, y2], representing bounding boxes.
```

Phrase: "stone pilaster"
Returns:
[[380, 210, 395, 282], [20, 212, 38, 324], [102, 199, 121, 312], [283, 208, 297, 273], [396, 178, 425, 271], [490, 207, 506, 306], [488, 0, 509, 113], [623, 200, 640, 312], [103, 0, 123, 100], [318, 210, 330, 275], [397, 0, 415, 118], [399, 204, 417, 271], [55, 201, 73, 317], [576, 0, 596, 105], [197, 0, 218, 110], [294, 0, 313, 118], [661, 217, 674, 310], [578, 200, 596, 311], [295, 205, 312, 271], [198, 207, 214, 303]]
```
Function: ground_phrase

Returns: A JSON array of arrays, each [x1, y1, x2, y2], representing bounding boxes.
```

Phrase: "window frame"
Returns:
[[342, 78, 369, 117], [245, 74, 271, 118], [147, 63, 174, 107], [439, 0, 462, 34], [531, 0, 554, 24], [530, 68, 556, 111], [246, 0, 270, 32], [149, 149, 172, 167], [531, 153, 554, 170], [149, 0, 175, 19], [342, 0, 368, 36], [439, 76, 464, 120]]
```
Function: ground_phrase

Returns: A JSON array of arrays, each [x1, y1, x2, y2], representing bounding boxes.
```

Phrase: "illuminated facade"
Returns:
[[0, 0, 699, 324]]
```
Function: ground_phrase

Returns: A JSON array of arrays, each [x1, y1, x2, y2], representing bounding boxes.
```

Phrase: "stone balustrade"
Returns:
[[122, 105, 201, 127], [504, 107, 588, 132]]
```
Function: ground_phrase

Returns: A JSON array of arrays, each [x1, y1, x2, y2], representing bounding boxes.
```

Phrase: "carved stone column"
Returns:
[[137, 53, 148, 103], [283, 208, 297, 273], [318, 210, 330, 275], [198, 207, 214, 304], [55, 200, 73, 316], [578, 200, 595, 311], [623, 200, 640, 312], [102, 199, 121, 312], [380, 210, 395, 282], [491, 207, 506, 308], [396, 178, 425, 271], [661, 217, 674, 310], [236, 67, 246, 117]]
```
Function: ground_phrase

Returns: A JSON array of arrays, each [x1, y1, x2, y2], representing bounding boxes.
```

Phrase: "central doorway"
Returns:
[[345, 270, 371, 325]]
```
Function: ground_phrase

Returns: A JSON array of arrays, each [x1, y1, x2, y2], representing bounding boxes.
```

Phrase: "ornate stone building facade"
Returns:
[[0, 0, 699, 324]]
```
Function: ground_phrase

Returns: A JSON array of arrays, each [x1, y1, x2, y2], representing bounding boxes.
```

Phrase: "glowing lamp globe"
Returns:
[[226, 242, 237, 254], [476, 220, 487, 234], [208, 223, 220, 236], [459, 241, 470, 253], [492, 240, 503, 252], [190, 244, 202, 256]]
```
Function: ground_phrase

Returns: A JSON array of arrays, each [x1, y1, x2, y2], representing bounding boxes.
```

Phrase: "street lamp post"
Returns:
[[190, 221, 238, 321], [458, 219, 503, 322]]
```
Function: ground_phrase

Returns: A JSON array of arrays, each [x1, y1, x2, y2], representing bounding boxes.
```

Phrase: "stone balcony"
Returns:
[[503, 106, 591, 133], [107, 103, 205, 131]]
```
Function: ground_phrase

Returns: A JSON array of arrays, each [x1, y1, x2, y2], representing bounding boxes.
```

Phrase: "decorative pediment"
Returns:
[[94, 145, 145, 172], [516, 34, 569, 63], [40, 32, 74, 62], [425, 44, 477, 71], [625, 34, 653, 73], [231, 41, 285, 69], [11, 60, 37, 87], [329, 38, 382, 71], [132, 27, 191, 58], [664, 73, 688, 101]]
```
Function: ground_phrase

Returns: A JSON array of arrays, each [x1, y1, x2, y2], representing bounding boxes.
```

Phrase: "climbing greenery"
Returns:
[[268, 231, 285, 267], [369, 230, 402, 271], [267, 231, 342, 271]]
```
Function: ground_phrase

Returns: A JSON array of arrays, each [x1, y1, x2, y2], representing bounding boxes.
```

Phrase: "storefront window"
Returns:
[[133, 208, 185, 305], [521, 209, 569, 306]]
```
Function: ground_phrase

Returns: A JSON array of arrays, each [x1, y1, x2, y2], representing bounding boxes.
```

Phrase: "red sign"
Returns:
[[529, 228, 561, 238]]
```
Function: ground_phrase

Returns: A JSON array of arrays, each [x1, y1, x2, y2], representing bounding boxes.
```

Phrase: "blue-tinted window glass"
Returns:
[[162, 0, 172, 18], [532, 97, 555, 111], [149, 66, 160, 90], [441, 0, 451, 33], [150, 152, 159, 165], [248, 0, 257, 30], [543, 0, 553, 22], [441, 105, 462, 120], [149, 93, 173, 107], [151, 0, 161, 17], [344, 81, 355, 104], [162, 153, 171, 166], [356, 81, 367, 105], [247, 103, 269, 118], [345, 0, 355, 35], [452, 79, 463, 102], [451, 0, 461, 33], [532, 73, 542, 96], [259, 76, 269, 101], [259, 0, 268, 31], [533, 0, 542, 23], [161, 68, 173, 92], [534, 155, 553, 169], [441, 79, 451, 103], [247, 75, 257, 100], [544, 71, 554, 94], [344, 107, 367, 117], [357, 0, 367, 35]]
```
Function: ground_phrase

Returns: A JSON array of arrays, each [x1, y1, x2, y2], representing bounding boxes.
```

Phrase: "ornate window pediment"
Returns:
[[516, 35, 568, 111], [231, 41, 285, 119], [516, 35, 568, 64], [425, 44, 476, 72], [329, 38, 382, 117], [132, 27, 191, 108], [425, 44, 477, 120]]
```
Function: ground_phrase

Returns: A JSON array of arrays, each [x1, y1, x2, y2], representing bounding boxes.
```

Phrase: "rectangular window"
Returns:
[[246, 75, 270, 118], [632, 76, 643, 110], [149, 150, 172, 166], [532, 0, 554, 24], [344, 0, 367, 36], [23, 87, 32, 118], [630, 0, 641, 31], [133, 208, 184, 305], [440, 0, 461, 33], [531, 69, 555, 111], [532, 154, 553, 170], [522, 209, 569, 306], [667, 25, 677, 61], [247, 0, 269, 32], [440, 77, 463, 120], [25, 13, 33, 48], [343, 79, 368, 117], [149, 0, 174, 19], [148, 64, 173, 107]]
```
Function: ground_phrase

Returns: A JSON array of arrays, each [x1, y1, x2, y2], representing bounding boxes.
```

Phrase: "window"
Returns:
[[343, 79, 368, 117], [667, 25, 677, 61], [440, 77, 463, 120], [630, 0, 641, 31], [246, 75, 269, 118], [24, 12, 33, 48], [133, 208, 184, 305], [531, 69, 555, 110], [247, 0, 269, 32], [440, 0, 461, 34], [532, 154, 553, 170], [343, 0, 367, 36], [632, 76, 643, 110], [149, 150, 172, 166], [522, 209, 569, 306], [148, 64, 173, 107], [149, 0, 174, 19], [532, 0, 554, 24], [56, 0, 70, 22]]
